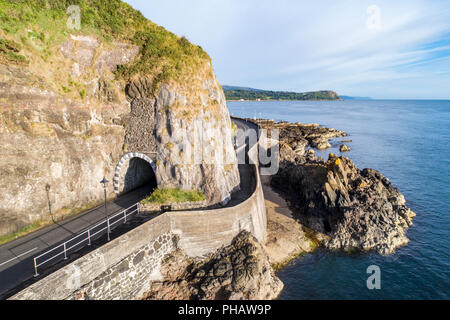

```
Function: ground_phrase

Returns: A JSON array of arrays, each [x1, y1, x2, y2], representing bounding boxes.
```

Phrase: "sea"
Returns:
[[227, 100, 450, 300]]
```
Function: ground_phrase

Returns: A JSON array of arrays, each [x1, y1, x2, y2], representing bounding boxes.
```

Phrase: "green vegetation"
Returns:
[[0, 221, 44, 246], [0, 37, 28, 64], [115, 30, 209, 89], [224, 89, 341, 101], [302, 226, 320, 250], [271, 251, 308, 271], [141, 188, 205, 204], [0, 0, 210, 93]]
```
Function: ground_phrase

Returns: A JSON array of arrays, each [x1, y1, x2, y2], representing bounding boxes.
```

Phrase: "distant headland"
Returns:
[[223, 85, 341, 101], [223, 85, 372, 101]]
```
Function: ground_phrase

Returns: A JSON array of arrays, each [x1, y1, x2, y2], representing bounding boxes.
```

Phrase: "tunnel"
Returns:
[[113, 152, 158, 196], [123, 157, 157, 194]]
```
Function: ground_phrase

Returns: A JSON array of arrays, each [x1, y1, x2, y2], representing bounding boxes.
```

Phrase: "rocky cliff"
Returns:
[[142, 231, 283, 300], [0, 1, 239, 237], [261, 121, 416, 255]]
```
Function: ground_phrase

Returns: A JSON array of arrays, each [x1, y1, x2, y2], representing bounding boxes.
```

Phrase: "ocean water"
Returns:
[[228, 100, 450, 300]]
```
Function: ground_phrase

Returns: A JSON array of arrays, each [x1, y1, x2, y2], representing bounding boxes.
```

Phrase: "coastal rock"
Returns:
[[142, 231, 283, 300], [340, 144, 351, 152], [279, 142, 297, 164], [272, 153, 415, 255], [311, 137, 331, 150], [259, 121, 346, 153]]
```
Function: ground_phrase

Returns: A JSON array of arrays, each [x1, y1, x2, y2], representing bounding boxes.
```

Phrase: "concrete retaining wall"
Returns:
[[168, 165, 266, 257], [140, 200, 208, 212]]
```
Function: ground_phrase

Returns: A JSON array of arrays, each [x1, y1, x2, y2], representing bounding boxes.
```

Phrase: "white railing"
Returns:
[[33, 202, 140, 277]]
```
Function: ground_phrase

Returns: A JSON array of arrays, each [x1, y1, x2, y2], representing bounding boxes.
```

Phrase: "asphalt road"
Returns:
[[0, 184, 154, 298], [227, 117, 259, 206], [0, 117, 258, 299]]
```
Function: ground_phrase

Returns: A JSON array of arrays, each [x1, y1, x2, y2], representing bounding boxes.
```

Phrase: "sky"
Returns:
[[124, 0, 450, 99]]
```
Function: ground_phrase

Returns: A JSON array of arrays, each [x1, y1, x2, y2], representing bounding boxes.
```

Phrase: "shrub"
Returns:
[[141, 188, 205, 204]]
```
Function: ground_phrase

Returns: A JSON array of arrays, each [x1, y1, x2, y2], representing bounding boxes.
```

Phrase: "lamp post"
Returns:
[[45, 183, 55, 223], [100, 176, 110, 241]]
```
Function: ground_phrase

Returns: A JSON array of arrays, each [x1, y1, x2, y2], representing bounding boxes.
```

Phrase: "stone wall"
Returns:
[[140, 200, 208, 212], [167, 165, 266, 257], [70, 232, 177, 300], [11, 213, 173, 300]]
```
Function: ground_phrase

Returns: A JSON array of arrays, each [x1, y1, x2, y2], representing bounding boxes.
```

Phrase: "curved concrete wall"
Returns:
[[168, 164, 266, 257], [11, 121, 267, 300]]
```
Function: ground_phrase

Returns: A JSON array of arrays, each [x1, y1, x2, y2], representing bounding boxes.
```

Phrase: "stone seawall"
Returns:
[[140, 200, 208, 212], [68, 232, 177, 300], [168, 164, 266, 257], [11, 213, 174, 300], [11, 163, 266, 299]]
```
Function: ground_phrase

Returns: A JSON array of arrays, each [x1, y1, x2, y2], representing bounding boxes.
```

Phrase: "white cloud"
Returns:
[[125, 0, 450, 98]]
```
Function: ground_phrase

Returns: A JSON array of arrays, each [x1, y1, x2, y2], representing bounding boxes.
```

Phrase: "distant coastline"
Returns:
[[340, 95, 373, 101], [223, 85, 373, 101], [223, 85, 341, 101], [226, 99, 343, 102]]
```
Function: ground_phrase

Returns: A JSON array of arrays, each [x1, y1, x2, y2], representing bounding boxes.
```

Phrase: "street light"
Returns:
[[45, 183, 55, 223], [100, 176, 110, 241]]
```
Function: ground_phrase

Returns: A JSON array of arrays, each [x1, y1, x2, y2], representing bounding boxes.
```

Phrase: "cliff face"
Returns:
[[0, 1, 239, 236]]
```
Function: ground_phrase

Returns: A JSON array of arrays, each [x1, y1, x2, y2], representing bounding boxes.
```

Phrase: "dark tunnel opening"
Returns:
[[123, 158, 157, 195]]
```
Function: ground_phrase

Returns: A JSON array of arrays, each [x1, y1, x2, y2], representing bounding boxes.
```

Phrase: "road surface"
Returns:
[[0, 184, 154, 299]]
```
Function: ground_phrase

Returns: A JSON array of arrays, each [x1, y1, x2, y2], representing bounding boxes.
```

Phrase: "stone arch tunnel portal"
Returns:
[[113, 152, 157, 196]]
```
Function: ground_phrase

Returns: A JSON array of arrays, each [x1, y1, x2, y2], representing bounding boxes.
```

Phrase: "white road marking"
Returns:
[[0, 247, 38, 267]]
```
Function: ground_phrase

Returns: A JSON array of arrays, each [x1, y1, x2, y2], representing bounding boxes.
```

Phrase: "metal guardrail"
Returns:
[[33, 203, 140, 277]]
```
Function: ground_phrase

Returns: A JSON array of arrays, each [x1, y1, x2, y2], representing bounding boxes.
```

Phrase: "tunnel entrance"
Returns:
[[123, 157, 157, 193], [113, 152, 157, 196]]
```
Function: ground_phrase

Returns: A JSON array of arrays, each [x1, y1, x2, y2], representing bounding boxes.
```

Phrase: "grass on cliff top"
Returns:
[[0, 0, 210, 91], [141, 188, 205, 205]]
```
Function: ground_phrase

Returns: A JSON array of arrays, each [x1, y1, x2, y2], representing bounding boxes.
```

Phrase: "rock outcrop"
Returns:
[[0, 3, 239, 236], [340, 144, 351, 152], [262, 120, 415, 255], [142, 231, 283, 300], [259, 120, 346, 151]]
